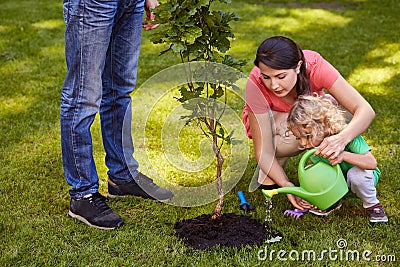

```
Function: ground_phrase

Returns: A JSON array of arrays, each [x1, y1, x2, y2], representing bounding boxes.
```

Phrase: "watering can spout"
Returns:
[[278, 186, 316, 199], [261, 189, 279, 198], [262, 187, 316, 200]]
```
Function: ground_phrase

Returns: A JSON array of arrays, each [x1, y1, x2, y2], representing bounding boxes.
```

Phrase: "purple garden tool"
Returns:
[[284, 209, 309, 219]]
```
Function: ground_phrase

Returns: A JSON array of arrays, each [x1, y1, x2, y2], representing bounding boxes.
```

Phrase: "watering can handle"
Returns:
[[299, 148, 318, 171], [298, 148, 341, 174]]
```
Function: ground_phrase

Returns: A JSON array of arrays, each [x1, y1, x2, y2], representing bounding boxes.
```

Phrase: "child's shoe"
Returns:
[[309, 201, 342, 216], [366, 204, 388, 223]]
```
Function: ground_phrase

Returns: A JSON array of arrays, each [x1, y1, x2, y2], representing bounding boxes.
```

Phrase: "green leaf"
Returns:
[[182, 27, 203, 44], [171, 42, 186, 53], [215, 37, 231, 53], [167, 27, 179, 37], [219, 127, 225, 138], [222, 55, 247, 69]]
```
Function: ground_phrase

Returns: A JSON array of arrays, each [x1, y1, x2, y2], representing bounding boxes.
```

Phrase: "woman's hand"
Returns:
[[286, 194, 315, 210], [314, 133, 346, 160], [295, 197, 316, 209]]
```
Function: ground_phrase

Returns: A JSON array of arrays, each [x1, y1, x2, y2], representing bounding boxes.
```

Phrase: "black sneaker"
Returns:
[[108, 172, 174, 200], [68, 192, 124, 230], [367, 204, 388, 223]]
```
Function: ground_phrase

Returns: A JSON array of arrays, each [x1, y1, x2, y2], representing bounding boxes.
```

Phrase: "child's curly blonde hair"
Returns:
[[287, 95, 347, 142]]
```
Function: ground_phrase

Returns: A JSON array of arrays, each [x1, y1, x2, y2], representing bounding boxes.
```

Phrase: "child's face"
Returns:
[[290, 127, 324, 149]]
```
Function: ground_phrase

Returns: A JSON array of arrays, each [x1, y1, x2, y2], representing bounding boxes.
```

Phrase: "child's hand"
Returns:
[[328, 151, 344, 165]]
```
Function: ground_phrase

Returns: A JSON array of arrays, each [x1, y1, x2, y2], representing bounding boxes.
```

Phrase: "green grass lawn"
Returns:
[[1, 0, 399, 266]]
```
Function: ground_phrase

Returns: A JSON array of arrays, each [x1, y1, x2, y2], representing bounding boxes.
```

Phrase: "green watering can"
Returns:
[[262, 148, 348, 210]]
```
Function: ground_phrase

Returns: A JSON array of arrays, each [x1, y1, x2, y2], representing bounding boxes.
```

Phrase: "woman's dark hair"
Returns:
[[254, 36, 310, 96]]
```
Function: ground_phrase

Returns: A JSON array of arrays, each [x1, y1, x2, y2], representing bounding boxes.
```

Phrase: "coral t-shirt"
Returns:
[[243, 50, 340, 138]]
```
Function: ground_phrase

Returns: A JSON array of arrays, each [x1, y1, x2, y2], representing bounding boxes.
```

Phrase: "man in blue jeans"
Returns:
[[61, 0, 173, 230]]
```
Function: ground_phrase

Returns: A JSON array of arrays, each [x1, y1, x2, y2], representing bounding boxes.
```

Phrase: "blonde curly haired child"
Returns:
[[287, 95, 388, 223]]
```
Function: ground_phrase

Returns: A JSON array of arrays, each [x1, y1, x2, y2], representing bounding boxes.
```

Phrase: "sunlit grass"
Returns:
[[349, 43, 400, 91], [249, 8, 352, 33], [32, 19, 64, 29]]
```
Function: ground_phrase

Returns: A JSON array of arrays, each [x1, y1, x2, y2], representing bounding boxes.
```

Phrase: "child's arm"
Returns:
[[330, 150, 377, 170]]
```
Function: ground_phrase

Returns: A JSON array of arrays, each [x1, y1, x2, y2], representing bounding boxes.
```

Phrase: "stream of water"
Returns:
[[264, 197, 282, 243], [264, 198, 273, 223]]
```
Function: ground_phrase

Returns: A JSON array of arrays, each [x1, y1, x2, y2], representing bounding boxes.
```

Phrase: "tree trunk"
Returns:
[[211, 141, 224, 220]]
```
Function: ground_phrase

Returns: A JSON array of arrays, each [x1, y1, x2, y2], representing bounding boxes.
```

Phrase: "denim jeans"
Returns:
[[61, 0, 144, 198]]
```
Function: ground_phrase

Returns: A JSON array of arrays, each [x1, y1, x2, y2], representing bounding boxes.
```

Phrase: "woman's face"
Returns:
[[258, 62, 300, 98]]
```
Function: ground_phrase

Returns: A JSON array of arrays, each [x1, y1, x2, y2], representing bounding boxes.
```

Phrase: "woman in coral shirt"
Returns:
[[243, 36, 375, 210]]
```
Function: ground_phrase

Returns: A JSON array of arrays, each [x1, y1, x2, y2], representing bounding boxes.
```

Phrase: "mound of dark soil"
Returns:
[[174, 213, 270, 250]]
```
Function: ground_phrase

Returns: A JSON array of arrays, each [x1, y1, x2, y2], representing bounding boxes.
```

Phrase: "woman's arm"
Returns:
[[315, 75, 375, 159], [248, 111, 306, 209], [248, 112, 288, 186]]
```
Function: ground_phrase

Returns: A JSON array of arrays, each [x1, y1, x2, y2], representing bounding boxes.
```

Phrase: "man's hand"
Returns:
[[143, 0, 160, 30]]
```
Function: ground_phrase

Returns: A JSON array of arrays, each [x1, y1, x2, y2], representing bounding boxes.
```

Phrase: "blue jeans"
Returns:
[[61, 0, 144, 199]]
